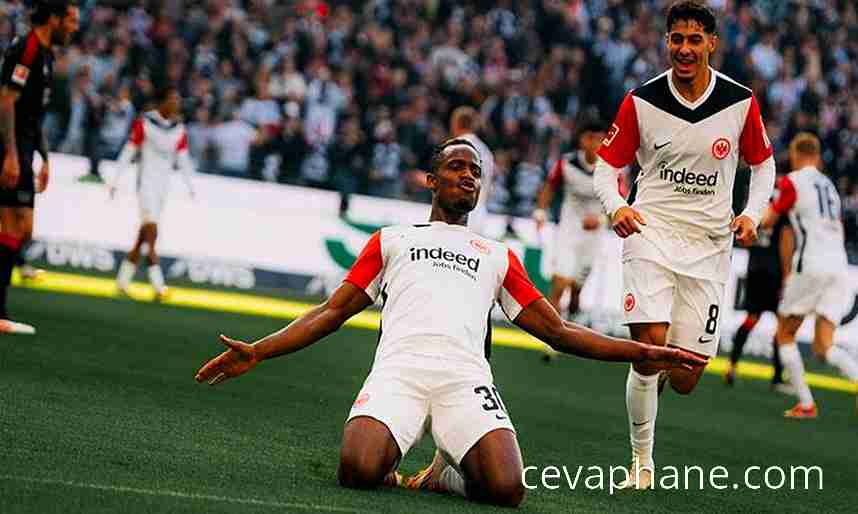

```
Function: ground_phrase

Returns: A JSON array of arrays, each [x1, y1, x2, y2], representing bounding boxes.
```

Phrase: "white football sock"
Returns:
[[780, 344, 814, 407], [147, 264, 166, 293], [437, 466, 467, 497], [825, 345, 858, 382], [117, 259, 137, 290], [626, 366, 659, 467]]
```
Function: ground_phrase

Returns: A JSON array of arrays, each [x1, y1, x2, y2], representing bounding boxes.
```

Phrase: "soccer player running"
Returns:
[[533, 119, 609, 361], [761, 133, 858, 419], [724, 198, 792, 390], [109, 85, 194, 300], [0, 0, 79, 334], [195, 138, 706, 508], [449, 106, 495, 236], [593, 2, 775, 488]]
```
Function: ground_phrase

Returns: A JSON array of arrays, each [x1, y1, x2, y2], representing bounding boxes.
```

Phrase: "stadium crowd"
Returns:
[[1, 0, 856, 252]]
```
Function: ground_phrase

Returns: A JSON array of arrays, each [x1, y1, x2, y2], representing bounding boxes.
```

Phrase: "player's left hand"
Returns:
[[36, 160, 50, 193], [642, 345, 709, 371], [195, 334, 259, 386], [731, 215, 757, 247]]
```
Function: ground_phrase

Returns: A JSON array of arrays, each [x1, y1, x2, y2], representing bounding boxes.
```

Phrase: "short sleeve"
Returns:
[[597, 93, 640, 168], [129, 118, 145, 146], [176, 130, 189, 153], [771, 175, 797, 214], [498, 249, 543, 321], [343, 231, 384, 301], [547, 158, 564, 189], [1, 35, 39, 90], [739, 95, 773, 166]]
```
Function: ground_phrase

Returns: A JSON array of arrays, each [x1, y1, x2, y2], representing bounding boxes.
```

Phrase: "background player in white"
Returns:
[[533, 119, 609, 360], [109, 85, 194, 300], [593, 2, 775, 488], [194, 138, 705, 508], [761, 133, 858, 419], [449, 106, 495, 237]]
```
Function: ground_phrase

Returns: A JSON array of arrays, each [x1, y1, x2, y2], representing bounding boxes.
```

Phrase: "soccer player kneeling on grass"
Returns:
[[195, 138, 706, 508]]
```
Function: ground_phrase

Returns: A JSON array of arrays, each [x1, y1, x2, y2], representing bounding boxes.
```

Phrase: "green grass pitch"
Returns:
[[1, 287, 855, 513]]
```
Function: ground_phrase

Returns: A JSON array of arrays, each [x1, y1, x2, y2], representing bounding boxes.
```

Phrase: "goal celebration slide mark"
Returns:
[[12, 270, 856, 394]]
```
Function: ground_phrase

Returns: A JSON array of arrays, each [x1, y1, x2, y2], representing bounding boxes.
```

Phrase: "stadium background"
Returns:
[[2, 1, 858, 512]]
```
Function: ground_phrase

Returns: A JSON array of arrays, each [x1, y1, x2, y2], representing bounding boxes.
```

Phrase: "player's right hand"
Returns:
[[1, 152, 20, 189], [610, 206, 646, 238], [195, 334, 259, 386], [643, 345, 709, 371]]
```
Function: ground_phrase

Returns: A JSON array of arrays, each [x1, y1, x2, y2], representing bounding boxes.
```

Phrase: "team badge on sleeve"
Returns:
[[624, 293, 636, 312], [12, 64, 30, 86]]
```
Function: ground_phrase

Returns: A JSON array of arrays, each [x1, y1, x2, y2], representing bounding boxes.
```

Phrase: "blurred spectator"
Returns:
[[368, 120, 402, 199], [211, 110, 256, 178]]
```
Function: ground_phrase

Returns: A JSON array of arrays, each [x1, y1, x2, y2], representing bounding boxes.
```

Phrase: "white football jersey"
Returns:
[[344, 222, 542, 373], [547, 150, 603, 228], [126, 110, 189, 195], [598, 68, 773, 282], [599, 68, 773, 238], [772, 166, 848, 274]]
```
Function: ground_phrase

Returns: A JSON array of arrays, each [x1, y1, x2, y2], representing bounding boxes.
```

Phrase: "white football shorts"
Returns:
[[778, 271, 849, 324], [551, 224, 599, 283], [137, 184, 167, 224], [346, 358, 515, 467], [622, 258, 726, 357]]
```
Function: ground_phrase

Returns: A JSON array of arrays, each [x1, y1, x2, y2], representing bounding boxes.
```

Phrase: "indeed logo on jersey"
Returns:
[[658, 161, 718, 196], [410, 246, 480, 280]]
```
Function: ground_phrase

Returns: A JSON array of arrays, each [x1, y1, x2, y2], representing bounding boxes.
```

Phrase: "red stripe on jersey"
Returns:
[[771, 175, 797, 214], [547, 159, 563, 189], [503, 249, 542, 310], [598, 93, 639, 168], [176, 132, 189, 152], [344, 231, 383, 291], [129, 118, 145, 146], [739, 96, 773, 166], [20, 33, 40, 67], [0, 233, 21, 251]]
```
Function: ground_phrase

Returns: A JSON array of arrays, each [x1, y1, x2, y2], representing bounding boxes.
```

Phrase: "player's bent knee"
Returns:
[[337, 451, 388, 490], [470, 473, 525, 508]]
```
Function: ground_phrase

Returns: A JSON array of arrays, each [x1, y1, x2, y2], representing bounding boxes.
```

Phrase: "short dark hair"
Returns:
[[31, 0, 72, 25], [576, 117, 607, 139], [152, 83, 178, 104], [666, 1, 717, 35], [429, 138, 480, 175]]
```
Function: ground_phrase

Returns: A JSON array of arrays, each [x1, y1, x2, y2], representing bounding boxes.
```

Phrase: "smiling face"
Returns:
[[427, 144, 482, 215], [666, 19, 717, 83]]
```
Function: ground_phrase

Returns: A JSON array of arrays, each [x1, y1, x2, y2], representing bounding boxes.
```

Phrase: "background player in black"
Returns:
[[724, 213, 793, 389], [0, 0, 79, 333]]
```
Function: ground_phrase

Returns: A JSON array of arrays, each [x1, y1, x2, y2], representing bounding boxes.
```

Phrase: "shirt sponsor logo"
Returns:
[[658, 161, 718, 196], [712, 138, 731, 160], [12, 64, 29, 86], [410, 246, 481, 279]]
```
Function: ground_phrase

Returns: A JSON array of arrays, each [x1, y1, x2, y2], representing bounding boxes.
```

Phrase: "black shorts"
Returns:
[[0, 144, 35, 208], [743, 269, 781, 314]]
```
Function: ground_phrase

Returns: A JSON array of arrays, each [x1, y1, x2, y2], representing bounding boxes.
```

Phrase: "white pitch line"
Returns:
[[0, 474, 361, 513]]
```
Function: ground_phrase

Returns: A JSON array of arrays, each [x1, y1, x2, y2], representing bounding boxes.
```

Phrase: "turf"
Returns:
[[1, 288, 855, 513]]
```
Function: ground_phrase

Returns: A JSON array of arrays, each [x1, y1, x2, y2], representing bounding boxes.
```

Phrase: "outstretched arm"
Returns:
[[514, 298, 707, 368], [195, 282, 373, 385]]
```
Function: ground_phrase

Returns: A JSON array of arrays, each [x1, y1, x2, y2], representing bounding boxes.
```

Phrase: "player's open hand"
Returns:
[[195, 334, 259, 386], [36, 160, 49, 193], [1, 152, 20, 189], [642, 345, 708, 371], [731, 215, 757, 247], [610, 206, 646, 238]]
